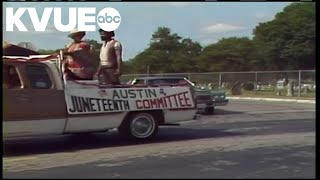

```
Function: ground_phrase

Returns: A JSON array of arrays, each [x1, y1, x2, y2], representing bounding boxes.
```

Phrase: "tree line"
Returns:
[[38, 2, 315, 74]]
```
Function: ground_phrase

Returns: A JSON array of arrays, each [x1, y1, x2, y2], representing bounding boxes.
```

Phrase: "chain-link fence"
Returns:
[[121, 70, 316, 98]]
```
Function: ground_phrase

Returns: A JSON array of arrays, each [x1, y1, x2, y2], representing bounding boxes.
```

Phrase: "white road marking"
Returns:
[[224, 126, 273, 132]]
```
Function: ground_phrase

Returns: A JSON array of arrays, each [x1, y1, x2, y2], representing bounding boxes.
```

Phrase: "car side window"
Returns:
[[169, 79, 182, 84], [131, 79, 145, 85], [150, 79, 181, 85], [149, 80, 164, 85], [3, 65, 22, 89], [26, 65, 52, 89], [136, 79, 146, 85], [178, 79, 188, 84]]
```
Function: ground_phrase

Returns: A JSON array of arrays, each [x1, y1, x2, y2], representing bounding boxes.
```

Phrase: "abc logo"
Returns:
[[97, 7, 121, 31]]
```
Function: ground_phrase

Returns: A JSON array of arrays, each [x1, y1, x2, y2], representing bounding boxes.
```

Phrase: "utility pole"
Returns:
[[147, 65, 150, 77]]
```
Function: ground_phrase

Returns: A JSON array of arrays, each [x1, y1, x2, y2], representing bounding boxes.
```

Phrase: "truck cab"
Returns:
[[3, 56, 68, 139], [3, 55, 197, 140]]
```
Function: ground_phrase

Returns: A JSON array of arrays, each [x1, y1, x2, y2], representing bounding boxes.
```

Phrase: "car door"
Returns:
[[4, 64, 28, 121], [3, 62, 68, 138]]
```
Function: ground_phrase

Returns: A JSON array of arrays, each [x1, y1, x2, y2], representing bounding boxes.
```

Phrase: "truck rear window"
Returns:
[[26, 65, 52, 89]]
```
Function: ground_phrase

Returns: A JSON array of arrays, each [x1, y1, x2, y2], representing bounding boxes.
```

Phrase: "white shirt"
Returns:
[[100, 40, 122, 66]]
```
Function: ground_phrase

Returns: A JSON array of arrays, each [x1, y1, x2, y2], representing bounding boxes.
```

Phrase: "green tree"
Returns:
[[127, 27, 202, 73], [253, 2, 315, 70], [38, 49, 59, 55], [197, 37, 256, 72]]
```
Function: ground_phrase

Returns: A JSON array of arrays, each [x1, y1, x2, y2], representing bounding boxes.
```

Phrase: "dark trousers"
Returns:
[[96, 65, 120, 85]]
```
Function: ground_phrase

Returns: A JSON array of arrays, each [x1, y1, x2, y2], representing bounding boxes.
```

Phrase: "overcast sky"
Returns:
[[3, 2, 292, 61]]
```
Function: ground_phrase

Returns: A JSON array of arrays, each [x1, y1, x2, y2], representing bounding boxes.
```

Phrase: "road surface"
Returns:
[[3, 100, 316, 178]]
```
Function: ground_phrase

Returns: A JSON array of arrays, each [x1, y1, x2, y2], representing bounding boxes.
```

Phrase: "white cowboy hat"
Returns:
[[68, 29, 86, 38]]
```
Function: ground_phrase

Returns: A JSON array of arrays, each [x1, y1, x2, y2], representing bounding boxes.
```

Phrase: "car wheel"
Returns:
[[119, 112, 158, 140], [205, 107, 215, 115]]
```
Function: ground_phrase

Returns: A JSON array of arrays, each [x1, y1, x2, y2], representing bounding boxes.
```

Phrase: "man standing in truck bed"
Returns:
[[96, 29, 123, 85], [63, 29, 95, 80]]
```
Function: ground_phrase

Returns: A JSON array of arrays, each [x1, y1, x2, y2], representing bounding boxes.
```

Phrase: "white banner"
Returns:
[[64, 86, 195, 114]]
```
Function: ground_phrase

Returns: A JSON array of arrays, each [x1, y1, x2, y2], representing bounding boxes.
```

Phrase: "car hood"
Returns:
[[210, 90, 226, 95], [194, 89, 211, 95]]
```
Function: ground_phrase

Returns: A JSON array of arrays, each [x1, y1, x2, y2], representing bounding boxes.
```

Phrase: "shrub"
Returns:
[[242, 82, 255, 91]]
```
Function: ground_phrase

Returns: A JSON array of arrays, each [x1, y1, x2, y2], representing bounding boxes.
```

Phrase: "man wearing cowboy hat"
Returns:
[[63, 29, 95, 80], [95, 29, 123, 85]]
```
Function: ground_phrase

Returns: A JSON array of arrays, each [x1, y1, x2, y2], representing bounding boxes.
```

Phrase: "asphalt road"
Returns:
[[3, 100, 316, 179]]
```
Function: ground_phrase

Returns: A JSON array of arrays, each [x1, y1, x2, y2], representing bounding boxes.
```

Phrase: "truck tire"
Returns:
[[118, 112, 159, 140]]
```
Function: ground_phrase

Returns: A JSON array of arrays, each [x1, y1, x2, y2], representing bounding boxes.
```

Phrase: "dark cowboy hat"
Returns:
[[99, 28, 115, 37], [68, 29, 86, 39]]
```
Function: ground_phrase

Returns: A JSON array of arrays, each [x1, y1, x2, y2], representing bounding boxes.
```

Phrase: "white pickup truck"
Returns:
[[3, 54, 197, 140]]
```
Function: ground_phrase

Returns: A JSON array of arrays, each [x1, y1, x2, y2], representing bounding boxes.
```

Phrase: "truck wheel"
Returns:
[[119, 112, 158, 140], [205, 107, 215, 115]]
